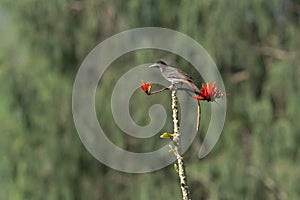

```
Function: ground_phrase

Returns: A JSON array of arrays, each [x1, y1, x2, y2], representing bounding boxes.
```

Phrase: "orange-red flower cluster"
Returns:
[[140, 80, 152, 95], [193, 82, 224, 102]]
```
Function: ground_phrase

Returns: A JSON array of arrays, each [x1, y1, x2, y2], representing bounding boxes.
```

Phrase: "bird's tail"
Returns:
[[181, 80, 199, 92]]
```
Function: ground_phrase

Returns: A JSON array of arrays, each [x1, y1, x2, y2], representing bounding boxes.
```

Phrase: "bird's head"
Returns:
[[148, 60, 168, 68]]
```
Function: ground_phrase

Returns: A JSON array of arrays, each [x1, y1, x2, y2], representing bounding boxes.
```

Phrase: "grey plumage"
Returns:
[[149, 60, 199, 91]]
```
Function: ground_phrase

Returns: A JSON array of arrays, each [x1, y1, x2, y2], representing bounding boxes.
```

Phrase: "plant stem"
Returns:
[[171, 86, 191, 200]]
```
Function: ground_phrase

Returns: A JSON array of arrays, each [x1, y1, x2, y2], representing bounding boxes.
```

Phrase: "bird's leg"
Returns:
[[180, 82, 183, 89], [169, 84, 176, 91]]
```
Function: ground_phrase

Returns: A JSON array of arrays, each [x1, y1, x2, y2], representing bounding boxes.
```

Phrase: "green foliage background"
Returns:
[[1, 0, 299, 199]]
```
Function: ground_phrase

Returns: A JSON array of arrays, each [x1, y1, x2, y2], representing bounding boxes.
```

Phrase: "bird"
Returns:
[[149, 60, 199, 92]]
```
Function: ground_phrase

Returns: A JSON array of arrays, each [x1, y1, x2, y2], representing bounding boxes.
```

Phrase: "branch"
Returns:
[[148, 87, 169, 95], [196, 100, 201, 133], [170, 86, 191, 200], [149, 86, 196, 96]]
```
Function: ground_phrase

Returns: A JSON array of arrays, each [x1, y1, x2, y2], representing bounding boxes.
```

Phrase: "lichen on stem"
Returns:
[[170, 86, 191, 200]]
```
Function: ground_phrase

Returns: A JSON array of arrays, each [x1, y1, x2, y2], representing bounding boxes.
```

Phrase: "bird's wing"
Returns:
[[163, 66, 194, 81]]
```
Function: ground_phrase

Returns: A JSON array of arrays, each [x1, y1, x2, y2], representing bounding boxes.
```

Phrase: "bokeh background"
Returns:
[[1, 1, 300, 199]]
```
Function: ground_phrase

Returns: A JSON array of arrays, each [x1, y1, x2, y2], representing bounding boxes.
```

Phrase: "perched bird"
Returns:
[[149, 60, 199, 92]]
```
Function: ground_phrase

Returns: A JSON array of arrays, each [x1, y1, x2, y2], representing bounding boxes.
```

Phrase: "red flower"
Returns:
[[140, 80, 152, 95], [192, 82, 224, 102]]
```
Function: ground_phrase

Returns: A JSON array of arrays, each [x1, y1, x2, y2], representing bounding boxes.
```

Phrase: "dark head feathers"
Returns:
[[156, 60, 167, 65]]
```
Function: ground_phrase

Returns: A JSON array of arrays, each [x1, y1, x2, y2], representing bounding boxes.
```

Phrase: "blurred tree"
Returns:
[[0, 0, 300, 199]]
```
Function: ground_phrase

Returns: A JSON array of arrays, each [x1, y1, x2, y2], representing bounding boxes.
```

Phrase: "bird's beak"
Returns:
[[148, 63, 158, 68]]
